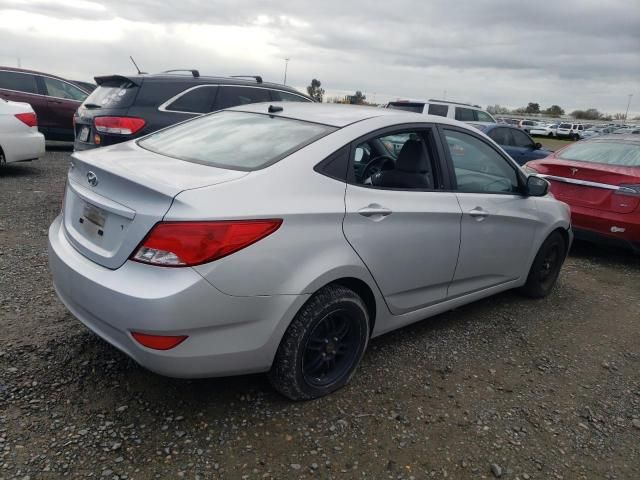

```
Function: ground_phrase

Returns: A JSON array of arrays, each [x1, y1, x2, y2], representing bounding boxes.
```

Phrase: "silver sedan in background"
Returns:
[[48, 103, 571, 400]]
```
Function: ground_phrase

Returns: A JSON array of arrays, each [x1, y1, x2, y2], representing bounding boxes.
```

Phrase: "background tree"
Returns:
[[571, 108, 603, 120], [543, 105, 564, 117], [486, 104, 509, 115], [348, 91, 367, 105], [525, 102, 540, 114], [613, 112, 626, 120], [306, 79, 325, 103]]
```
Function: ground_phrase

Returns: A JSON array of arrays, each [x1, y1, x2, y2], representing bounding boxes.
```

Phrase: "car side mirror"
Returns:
[[533, 142, 542, 150], [526, 174, 549, 196]]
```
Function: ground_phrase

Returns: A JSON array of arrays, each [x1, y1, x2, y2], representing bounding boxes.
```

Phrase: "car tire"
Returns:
[[572, 134, 579, 141], [0, 148, 5, 167], [269, 284, 370, 401], [548, 132, 554, 137], [520, 231, 567, 299]]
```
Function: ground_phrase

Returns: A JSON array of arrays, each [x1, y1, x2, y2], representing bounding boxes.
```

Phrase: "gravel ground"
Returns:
[[1, 151, 639, 480]]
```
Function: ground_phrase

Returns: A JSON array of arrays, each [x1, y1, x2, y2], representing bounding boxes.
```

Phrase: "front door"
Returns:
[[440, 127, 542, 297], [342, 127, 462, 314]]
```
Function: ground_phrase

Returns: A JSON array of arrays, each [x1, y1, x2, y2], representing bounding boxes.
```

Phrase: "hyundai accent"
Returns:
[[49, 103, 571, 400]]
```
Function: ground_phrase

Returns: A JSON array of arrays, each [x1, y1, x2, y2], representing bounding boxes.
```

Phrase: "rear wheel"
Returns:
[[269, 285, 370, 400], [0, 148, 6, 167], [520, 231, 567, 298], [572, 133, 579, 141]]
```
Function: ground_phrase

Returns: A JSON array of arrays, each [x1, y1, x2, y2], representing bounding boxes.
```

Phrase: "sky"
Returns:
[[0, 0, 639, 116]]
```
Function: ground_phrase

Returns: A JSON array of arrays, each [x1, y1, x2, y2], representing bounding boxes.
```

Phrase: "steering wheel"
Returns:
[[362, 155, 395, 182]]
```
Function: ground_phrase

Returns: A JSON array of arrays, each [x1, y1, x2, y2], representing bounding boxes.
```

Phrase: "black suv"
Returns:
[[73, 70, 313, 150]]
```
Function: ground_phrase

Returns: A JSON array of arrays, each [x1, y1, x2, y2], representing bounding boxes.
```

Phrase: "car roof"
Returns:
[[227, 102, 466, 128], [585, 134, 640, 144], [0, 65, 81, 84], [94, 72, 310, 98], [388, 98, 483, 109]]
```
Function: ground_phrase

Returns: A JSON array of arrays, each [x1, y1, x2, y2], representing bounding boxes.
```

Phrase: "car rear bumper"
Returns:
[[4, 130, 45, 163], [570, 204, 640, 253], [48, 215, 309, 378]]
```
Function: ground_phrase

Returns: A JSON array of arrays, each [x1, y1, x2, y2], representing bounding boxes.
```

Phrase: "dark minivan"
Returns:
[[0, 67, 91, 141], [73, 71, 313, 150]]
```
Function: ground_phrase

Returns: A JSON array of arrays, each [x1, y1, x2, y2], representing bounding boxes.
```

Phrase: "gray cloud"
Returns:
[[0, 0, 638, 114]]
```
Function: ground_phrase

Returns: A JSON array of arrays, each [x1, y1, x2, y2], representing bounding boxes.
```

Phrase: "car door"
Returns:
[[440, 127, 541, 297], [509, 128, 540, 165], [342, 126, 462, 314], [486, 127, 517, 158], [0, 70, 49, 134], [39, 76, 87, 140]]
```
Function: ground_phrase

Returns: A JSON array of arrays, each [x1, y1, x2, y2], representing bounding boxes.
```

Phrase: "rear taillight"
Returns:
[[94, 116, 145, 135], [131, 332, 187, 350], [15, 112, 37, 127], [131, 220, 283, 267]]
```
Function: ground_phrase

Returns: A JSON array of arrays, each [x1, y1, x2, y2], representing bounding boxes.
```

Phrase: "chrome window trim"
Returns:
[[0, 69, 89, 101], [538, 174, 639, 196], [157, 84, 310, 115]]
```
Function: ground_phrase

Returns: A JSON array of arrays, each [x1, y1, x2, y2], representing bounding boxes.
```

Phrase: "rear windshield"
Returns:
[[387, 102, 425, 113], [558, 141, 640, 167], [558, 123, 572, 129], [83, 80, 138, 109], [138, 111, 336, 170]]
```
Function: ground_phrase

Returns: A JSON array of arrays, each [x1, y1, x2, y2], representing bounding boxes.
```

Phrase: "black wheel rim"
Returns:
[[302, 309, 360, 387], [539, 243, 561, 285]]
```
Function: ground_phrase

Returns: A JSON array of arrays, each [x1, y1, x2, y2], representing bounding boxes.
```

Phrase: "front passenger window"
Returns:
[[351, 130, 437, 190], [444, 130, 520, 194]]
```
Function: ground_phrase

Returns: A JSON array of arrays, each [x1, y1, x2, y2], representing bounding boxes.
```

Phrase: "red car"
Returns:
[[0, 66, 91, 141], [524, 136, 640, 253]]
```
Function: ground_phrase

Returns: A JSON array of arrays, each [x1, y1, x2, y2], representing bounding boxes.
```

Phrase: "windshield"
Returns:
[[138, 111, 336, 170], [558, 141, 640, 167]]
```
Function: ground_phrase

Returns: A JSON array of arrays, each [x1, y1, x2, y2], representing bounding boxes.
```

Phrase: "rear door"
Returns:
[[39, 76, 88, 140], [440, 127, 541, 297], [0, 70, 49, 134], [342, 125, 462, 314]]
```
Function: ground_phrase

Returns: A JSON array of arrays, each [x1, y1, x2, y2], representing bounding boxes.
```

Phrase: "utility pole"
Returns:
[[283, 58, 290, 85], [624, 94, 633, 121]]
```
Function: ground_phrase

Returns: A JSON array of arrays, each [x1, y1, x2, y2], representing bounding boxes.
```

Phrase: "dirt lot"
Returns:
[[1, 151, 639, 480]]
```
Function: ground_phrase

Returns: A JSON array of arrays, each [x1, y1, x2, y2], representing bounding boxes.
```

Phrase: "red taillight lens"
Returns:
[[15, 112, 37, 127], [94, 116, 145, 135], [131, 332, 187, 350], [131, 220, 283, 267]]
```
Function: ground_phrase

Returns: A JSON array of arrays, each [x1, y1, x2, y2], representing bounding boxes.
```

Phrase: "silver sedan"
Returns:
[[48, 103, 571, 400]]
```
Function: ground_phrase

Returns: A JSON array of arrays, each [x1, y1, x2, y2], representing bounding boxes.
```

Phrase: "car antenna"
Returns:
[[129, 56, 147, 75]]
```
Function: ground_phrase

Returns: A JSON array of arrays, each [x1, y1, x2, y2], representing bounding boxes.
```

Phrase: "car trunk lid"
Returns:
[[533, 158, 640, 214], [63, 141, 248, 269]]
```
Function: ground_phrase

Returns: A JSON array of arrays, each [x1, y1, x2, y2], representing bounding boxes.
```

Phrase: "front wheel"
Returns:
[[269, 285, 370, 400], [520, 231, 567, 298]]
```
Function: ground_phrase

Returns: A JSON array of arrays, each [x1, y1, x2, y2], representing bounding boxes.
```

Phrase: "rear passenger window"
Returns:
[[272, 90, 311, 102], [0, 71, 38, 94], [165, 86, 218, 113], [455, 107, 475, 122], [427, 104, 448, 117], [216, 86, 271, 109]]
